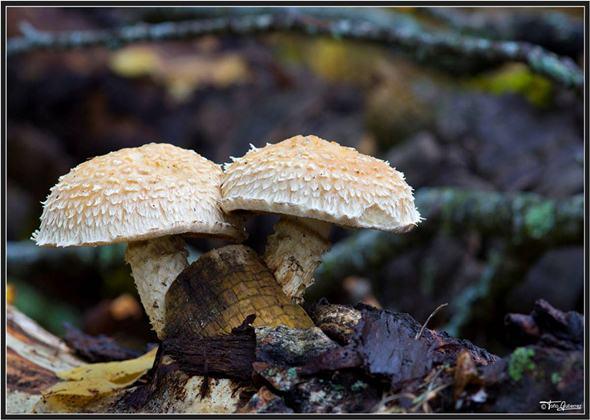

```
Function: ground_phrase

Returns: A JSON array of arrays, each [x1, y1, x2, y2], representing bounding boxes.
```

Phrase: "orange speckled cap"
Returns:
[[221, 135, 421, 233], [33, 143, 243, 247]]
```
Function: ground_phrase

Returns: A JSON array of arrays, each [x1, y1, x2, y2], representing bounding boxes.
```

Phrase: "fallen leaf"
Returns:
[[453, 350, 479, 399], [109, 46, 249, 102], [110, 47, 162, 78], [161, 54, 249, 101], [7, 283, 15, 305], [39, 347, 157, 412]]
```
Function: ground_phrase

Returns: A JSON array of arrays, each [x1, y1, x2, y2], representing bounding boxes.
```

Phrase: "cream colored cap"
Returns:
[[33, 143, 243, 247], [221, 135, 421, 232]]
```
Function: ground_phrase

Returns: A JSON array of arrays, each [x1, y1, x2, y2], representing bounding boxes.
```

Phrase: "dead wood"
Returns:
[[163, 316, 257, 381], [164, 244, 314, 339], [504, 298, 583, 351], [6, 299, 583, 414]]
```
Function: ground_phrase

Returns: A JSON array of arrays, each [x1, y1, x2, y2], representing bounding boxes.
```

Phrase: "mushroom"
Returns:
[[221, 134, 421, 302], [32, 143, 243, 338]]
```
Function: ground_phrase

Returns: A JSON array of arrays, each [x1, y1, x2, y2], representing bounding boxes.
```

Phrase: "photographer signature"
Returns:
[[539, 400, 582, 412]]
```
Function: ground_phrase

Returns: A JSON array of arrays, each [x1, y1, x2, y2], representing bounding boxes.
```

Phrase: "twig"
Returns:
[[6, 11, 583, 89], [131, 6, 421, 31], [415, 303, 448, 340], [310, 189, 583, 298], [419, 7, 583, 57], [10, 188, 582, 283]]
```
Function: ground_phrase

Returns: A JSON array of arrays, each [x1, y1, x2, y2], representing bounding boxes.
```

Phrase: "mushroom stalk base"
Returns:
[[125, 236, 188, 339], [263, 217, 331, 303]]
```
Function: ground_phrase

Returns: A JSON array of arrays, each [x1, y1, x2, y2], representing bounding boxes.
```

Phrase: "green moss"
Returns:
[[508, 347, 536, 382], [524, 201, 556, 239], [551, 372, 562, 385], [466, 64, 553, 107], [287, 367, 298, 379], [291, 38, 383, 86], [351, 381, 368, 392]]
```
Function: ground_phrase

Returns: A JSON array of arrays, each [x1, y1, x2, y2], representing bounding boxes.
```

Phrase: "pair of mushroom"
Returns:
[[33, 135, 420, 339]]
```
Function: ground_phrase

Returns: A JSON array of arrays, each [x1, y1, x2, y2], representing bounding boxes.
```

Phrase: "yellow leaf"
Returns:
[[162, 54, 249, 101], [110, 47, 162, 78], [110, 45, 249, 101], [6, 282, 15, 305], [40, 347, 157, 412]]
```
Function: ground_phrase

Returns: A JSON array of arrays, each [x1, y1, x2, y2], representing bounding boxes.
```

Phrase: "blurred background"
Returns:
[[6, 7, 584, 355]]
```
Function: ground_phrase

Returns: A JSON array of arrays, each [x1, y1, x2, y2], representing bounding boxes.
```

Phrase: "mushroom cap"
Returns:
[[33, 143, 243, 247], [221, 135, 421, 232]]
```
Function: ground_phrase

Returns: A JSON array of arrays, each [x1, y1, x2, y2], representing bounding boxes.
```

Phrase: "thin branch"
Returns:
[[415, 303, 448, 340], [419, 7, 583, 57], [9, 189, 583, 283], [6, 12, 583, 90], [312, 188, 583, 294], [130, 6, 420, 30]]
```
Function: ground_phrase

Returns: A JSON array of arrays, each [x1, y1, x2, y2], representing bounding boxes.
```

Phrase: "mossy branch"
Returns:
[[313, 188, 583, 290], [6, 11, 583, 89], [419, 7, 583, 57], [9, 188, 582, 280]]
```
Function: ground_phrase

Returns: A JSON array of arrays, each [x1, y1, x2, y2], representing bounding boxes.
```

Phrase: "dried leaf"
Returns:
[[39, 347, 157, 412], [453, 350, 479, 399], [161, 54, 249, 101], [7, 282, 16, 305]]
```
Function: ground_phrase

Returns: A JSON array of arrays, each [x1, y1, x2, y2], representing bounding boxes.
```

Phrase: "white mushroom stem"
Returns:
[[125, 236, 188, 339], [263, 216, 331, 303]]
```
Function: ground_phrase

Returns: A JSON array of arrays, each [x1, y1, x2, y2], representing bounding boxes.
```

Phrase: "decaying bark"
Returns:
[[125, 236, 189, 339], [164, 244, 314, 338], [110, 244, 317, 414], [7, 297, 583, 414], [62, 324, 143, 363], [474, 299, 583, 413], [113, 347, 249, 414], [164, 316, 257, 381], [264, 217, 331, 302]]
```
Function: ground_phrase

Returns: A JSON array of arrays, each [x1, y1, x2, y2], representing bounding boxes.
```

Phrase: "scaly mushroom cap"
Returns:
[[33, 143, 243, 247], [221, 135, 421, 232]]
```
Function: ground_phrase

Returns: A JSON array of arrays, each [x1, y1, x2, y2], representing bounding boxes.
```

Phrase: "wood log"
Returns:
[[6, 299, 583, 414]]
